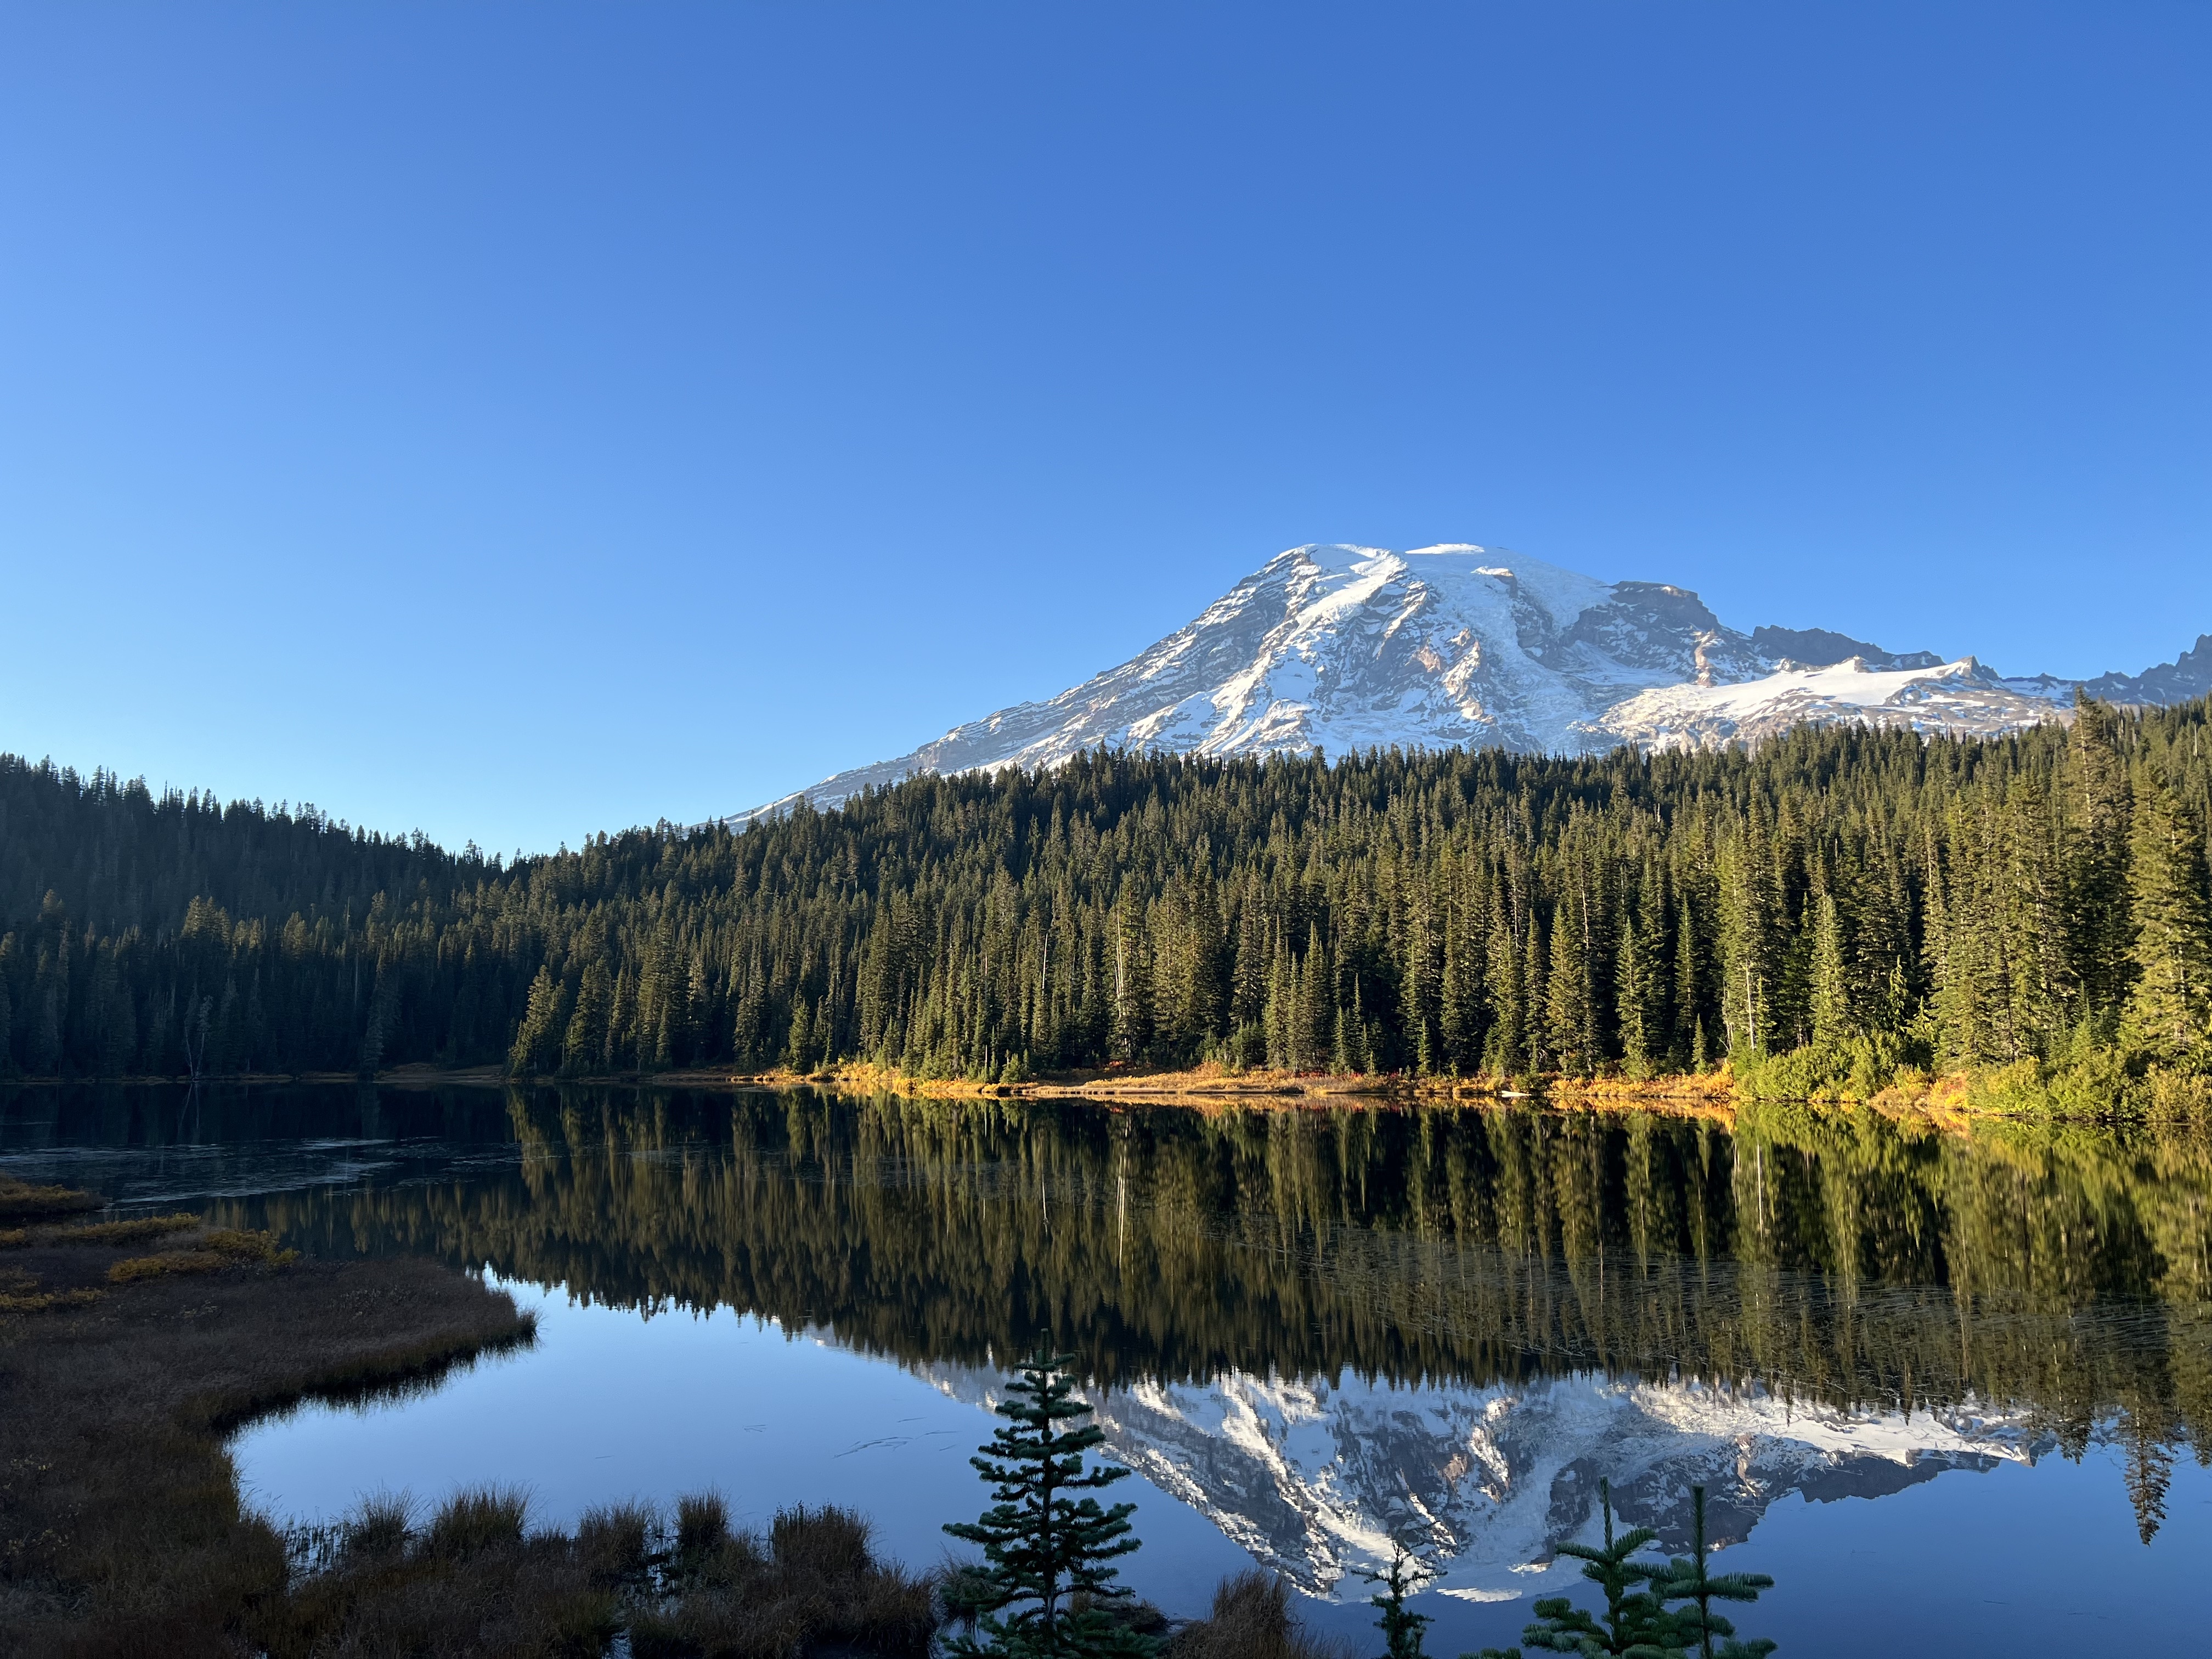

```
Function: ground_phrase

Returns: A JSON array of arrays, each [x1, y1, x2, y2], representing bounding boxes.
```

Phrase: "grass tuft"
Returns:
[[576, 1498, 657, 1587], [1170, 1571, 1355, 1659], [772, 1501, 874, 1581], [423, 1485, 531, 1559], [675, 1489, 731, 1559], [345, 1489, 418, 1560]]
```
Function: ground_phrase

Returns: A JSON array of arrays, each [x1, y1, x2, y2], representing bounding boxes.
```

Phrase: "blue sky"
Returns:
[[3, 4, 2207, 854]]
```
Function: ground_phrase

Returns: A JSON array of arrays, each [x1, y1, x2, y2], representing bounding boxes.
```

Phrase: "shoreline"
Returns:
[[7, 1056, 2197, 1126]]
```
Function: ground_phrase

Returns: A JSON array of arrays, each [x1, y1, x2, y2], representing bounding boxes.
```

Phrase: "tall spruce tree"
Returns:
[[2122, 768, 2212, 1058]]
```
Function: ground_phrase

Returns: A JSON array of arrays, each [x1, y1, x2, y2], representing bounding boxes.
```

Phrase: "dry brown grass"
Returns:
[[1168, 1572, 1353, 1659], [106, 1228, 300, 1284], [626, 1501, 936, 1659], [0, 1192, 942, 1659], [0, 1173, 104, 1222], [263, 1492, 934, 1659], [0, 1240, 534, 1658], [57, 1214, 202, 1246]]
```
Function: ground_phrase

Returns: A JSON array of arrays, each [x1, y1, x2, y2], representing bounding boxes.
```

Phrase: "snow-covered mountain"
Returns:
[[731, 544, 2210, 821], [918, 1359, 2039, 1604]]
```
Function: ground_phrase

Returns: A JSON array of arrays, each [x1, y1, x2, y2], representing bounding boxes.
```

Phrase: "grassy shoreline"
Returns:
[[0, 1176, 538, 1657], [19, 1049, 2204, 1123]]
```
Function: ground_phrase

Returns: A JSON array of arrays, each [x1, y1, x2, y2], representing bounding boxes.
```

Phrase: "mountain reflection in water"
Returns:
[[65, 1082, 2188, 1594], [5, 1080, 2205, 1605]]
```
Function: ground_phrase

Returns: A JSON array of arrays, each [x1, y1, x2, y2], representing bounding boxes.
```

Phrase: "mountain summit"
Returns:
[[732, 543, 2210, 821]]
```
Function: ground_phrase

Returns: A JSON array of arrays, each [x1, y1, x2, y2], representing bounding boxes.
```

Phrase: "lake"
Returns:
[[4, 1081, 2207, 1656]]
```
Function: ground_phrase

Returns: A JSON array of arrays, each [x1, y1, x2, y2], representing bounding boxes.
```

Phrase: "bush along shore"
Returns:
[[1, 1194, 1784, 1659]]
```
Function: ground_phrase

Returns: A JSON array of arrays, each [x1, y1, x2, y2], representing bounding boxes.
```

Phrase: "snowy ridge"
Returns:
[[1591, 656, 2066, 751], [914, 1360, 2039, 1603], [728, 544, 2210, 821]]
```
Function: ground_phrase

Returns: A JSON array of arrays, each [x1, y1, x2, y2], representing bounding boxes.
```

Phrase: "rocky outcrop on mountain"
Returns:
[[1748, 624, 1943, 673], [730, 544, 2206, 821]]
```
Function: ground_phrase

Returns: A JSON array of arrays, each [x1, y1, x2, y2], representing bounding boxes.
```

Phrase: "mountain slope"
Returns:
[[731, 543, 2209, 821]]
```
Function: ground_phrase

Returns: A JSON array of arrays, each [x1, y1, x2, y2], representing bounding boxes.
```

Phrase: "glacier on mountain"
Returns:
[[730, 543, 2211, 821]]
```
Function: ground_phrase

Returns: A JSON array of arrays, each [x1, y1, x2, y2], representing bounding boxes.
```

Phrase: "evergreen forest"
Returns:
[[2, 693, 2209, 1096]]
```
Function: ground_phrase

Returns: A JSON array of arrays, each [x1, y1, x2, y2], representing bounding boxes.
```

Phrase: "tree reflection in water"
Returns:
[[207, 1088, 2212, 1556]]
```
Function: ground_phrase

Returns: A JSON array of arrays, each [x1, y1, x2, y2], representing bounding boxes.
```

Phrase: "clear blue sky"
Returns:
[[3, 4, 2207, 854]]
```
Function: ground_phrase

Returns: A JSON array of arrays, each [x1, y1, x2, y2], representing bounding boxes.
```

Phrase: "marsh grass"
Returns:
[[0, 1171, 105, 1220], [267, 1490, 938, 1659], [422, 1485, 533, 1560], [105, 1225, 300, 1283], [60, 1211, 203, 1245], [630, 1499, 936, 1659], [1168, 1573, 1352, 1659], [0, 1245, 534, 1657]]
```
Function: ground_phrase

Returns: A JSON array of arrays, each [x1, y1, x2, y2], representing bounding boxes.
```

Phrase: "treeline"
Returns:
[[1, 696, 2209, 1088]]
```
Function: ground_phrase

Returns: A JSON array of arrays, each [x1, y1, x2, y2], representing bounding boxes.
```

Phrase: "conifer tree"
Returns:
[[2068, 695, 2136, 1020], [1808, 891, 1850, 1049], [1519, 1480, 1685, 1658], [1617, 921, 1658, 1080], [1362, 1544, 1434, 1659], [2122, 768, 2212, 1057], [945, 1345, 1154, 1659], [1654, 1486, 1774, 1659]]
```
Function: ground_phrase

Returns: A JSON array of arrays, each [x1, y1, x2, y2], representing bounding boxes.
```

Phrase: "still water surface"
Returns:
[[4, 1082, 2208, 1656]]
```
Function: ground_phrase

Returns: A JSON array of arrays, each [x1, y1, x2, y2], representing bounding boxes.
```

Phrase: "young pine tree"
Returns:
[[945, 1345, 1156, 1659], [1361, 1543, 1434, 1659], [1519, 1480, 1685, 1658], [1654, 1486, 1775, 1659]]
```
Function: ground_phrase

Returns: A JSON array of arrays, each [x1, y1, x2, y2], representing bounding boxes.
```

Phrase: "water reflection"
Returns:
[[5, 1083, 2209, 1600]]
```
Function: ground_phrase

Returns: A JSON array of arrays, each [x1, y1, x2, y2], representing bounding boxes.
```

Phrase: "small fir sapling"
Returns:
[[1362, 1543, 1436, 1659], [944, 1343, 1157, 1659], [1653, 1487, 1774, 1659], [1517, 1480, 1686, 1658]]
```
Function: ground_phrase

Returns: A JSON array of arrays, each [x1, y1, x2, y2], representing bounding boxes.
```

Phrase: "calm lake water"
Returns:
[[4, 1081, 2208, 1656]]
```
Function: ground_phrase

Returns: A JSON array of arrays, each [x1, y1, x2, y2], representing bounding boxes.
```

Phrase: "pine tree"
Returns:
[[507, 964, 568, 1076], [2068, 695, 2136, 1023], [1520, 1480, 1685, 1657], [1547, 872, 1600, 1079], [944, 1345, 1155, 1659], [1617, 920, 1657, 1080], [2122, 768, 2212, 1057], [1718, 821, 1775, 1060], [1361, 1544, 1434, 1659], [1808, 891, 1850, 1049], [563, 960, 613, 1075], [1654, 1486, 1774, 1659]]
